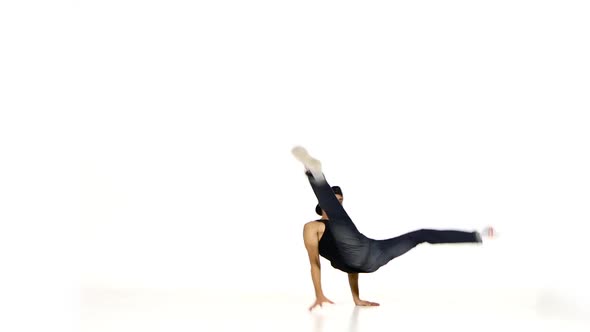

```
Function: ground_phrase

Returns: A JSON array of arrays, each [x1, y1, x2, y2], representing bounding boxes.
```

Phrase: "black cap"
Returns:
[[315, 186, 343, 215]]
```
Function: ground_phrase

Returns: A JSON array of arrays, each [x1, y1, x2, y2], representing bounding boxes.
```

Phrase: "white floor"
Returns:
[[81, 287, 590, 332]]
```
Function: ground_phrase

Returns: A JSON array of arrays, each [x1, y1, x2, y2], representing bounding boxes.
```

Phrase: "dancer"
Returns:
[[292, 146, 495, 311]]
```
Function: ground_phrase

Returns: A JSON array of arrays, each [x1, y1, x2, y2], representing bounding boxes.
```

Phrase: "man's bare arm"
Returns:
[[303, 222, 324, 298], [348, 273, 380, 306], [348, 273, 360, 302], [303, 222, 334, 311]]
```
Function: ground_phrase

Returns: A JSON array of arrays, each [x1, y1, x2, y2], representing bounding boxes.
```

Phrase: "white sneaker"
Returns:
[[480, 226, 497, 240], [291, 146, 323, 180]]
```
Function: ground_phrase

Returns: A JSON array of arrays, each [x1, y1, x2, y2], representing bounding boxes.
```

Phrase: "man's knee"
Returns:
[[408, 229, 433, 243], [411, 229, 429, 238]]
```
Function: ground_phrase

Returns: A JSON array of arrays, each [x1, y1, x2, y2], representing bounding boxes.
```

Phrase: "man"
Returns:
[[293, 146, 495, 311]]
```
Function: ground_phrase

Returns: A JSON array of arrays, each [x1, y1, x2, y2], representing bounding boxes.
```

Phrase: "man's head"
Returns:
[[315, 186, 343, 216]]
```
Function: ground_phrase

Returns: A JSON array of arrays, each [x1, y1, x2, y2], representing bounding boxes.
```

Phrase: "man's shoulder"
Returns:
[[304, 219, 322, 228], [304, 220, 318, 226], [304, 220, 326, 233]]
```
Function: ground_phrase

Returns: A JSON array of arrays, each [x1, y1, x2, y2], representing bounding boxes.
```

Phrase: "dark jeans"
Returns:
[[368, 228, 481, 272], [306, 171, 481, 273]]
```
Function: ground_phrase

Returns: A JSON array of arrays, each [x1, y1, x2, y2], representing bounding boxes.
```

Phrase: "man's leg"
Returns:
[[291, 146, 362, 233], [305, 171, 352, 222], [292, 146, 353, 221], [369, 229, 482, 270]]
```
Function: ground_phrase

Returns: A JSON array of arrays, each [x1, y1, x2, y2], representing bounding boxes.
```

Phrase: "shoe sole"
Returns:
[[291, 146, 323, 179]]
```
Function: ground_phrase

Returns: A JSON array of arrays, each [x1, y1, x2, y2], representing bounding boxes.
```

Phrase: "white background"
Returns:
[[1, 1, 589, 331]]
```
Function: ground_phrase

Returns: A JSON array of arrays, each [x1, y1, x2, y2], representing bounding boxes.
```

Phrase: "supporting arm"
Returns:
[[348, 273, 380, 306]]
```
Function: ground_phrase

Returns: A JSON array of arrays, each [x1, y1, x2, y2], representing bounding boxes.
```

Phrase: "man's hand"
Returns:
[[347, 273, 378, 307], [309, 295, 334, 311], [354, 299, 380, 306]]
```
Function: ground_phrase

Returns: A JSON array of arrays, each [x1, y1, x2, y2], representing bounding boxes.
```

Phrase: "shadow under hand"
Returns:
[[348, 305, 360, 332], [311, 304, 373, 332], [312, 312, 324, 332]]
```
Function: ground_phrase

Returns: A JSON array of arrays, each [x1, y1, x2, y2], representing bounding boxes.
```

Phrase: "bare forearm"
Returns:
[[348, 273, 360, 300], [310, 264, 324, 297]]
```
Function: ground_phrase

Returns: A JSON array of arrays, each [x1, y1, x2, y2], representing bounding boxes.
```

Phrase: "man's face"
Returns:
[[336, 194, 343, 205]]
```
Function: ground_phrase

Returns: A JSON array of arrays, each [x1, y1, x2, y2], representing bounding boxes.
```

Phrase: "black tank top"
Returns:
[[317, 219, 362, 273]]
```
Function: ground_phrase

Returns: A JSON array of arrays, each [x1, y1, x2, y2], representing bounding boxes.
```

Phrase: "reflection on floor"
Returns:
[[82, 287, 590, 332]]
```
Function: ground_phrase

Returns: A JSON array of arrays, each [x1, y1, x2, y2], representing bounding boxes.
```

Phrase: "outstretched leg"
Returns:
[[292, 146, 352, 220], [368, 229, 482, 270], [304, 170, 353, 222]]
